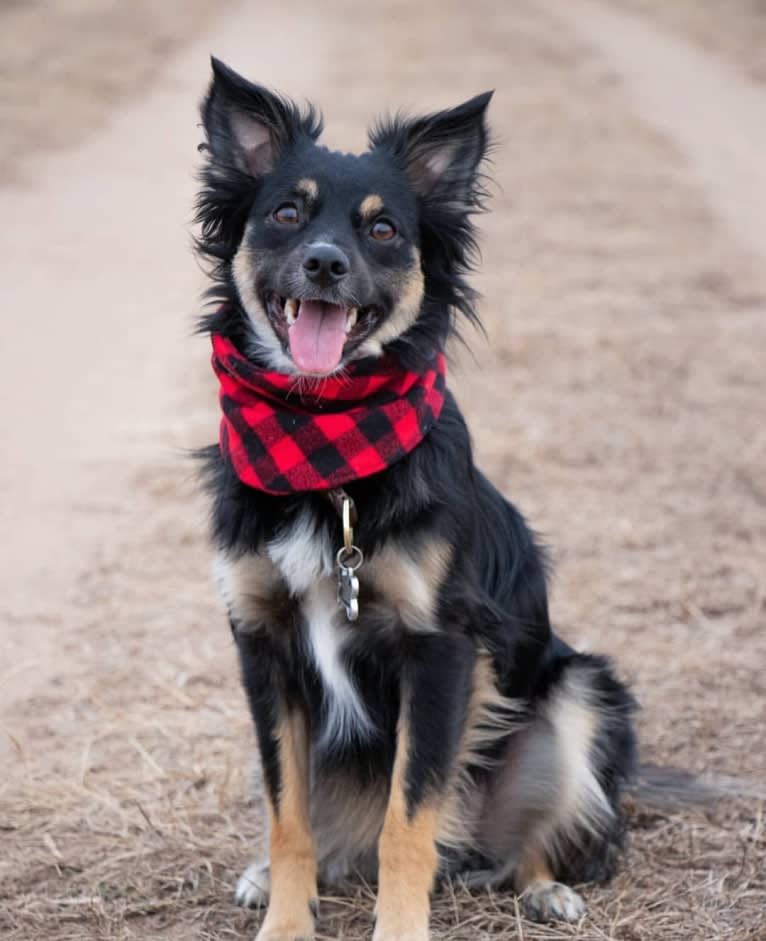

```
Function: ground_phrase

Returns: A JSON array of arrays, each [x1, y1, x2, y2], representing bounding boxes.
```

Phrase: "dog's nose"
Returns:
[[302, 244, 350, 286]]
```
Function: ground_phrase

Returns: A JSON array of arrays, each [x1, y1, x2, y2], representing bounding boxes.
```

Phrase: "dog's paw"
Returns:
[[521, 881, 585, 923], [235, 861, 271, 909], [254, 907, 316, 941], [372, 912, 430, 941], [372, 927, 429, 941]]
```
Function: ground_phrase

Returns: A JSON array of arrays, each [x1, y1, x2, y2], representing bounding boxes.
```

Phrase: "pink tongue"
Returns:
[[288, 300, 348, 374]]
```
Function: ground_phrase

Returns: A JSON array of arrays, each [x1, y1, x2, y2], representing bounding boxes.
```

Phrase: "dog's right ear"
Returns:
[[368, 92, 492, 209], [201, 57, 321, 177]]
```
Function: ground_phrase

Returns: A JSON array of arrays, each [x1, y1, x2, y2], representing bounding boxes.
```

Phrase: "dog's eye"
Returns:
[[370, 219, 396, 241], [274, 203, 300, 225]]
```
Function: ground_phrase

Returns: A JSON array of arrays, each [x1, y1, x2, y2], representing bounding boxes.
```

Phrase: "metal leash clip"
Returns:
[[335, 494, 363, 622]]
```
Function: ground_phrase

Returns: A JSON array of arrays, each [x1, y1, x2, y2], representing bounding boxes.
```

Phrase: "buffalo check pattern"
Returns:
[[211, 334, 447, 494]]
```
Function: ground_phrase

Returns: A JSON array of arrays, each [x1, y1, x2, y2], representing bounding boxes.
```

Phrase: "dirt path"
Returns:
[[2, 2, 765, 940], [551, 0, 766, 259], [620, 0, 766, 86], [0, 0, 324, 727]]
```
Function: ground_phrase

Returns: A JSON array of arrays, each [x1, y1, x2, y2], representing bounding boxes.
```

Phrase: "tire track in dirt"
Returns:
[[549, 0, 766, 260]]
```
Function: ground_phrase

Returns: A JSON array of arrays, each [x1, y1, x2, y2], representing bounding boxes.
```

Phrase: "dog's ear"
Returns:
[[369, 92, 493, 204], [202, 57, 321, 177]]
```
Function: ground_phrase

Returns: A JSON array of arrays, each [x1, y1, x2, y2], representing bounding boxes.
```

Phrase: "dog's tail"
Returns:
[[628, 762, 766, 808]]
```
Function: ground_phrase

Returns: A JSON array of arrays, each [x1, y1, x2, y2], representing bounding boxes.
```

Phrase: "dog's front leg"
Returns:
[[374, 633, 475, 941], [236, 629, 317, 941]]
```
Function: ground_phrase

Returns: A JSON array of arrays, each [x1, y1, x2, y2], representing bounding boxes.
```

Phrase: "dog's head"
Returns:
[[197, 57, 492, 376]]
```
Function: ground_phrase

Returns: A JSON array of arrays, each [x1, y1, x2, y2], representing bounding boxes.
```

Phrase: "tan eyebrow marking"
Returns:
[[295, 177, 318, 201], [359, 194, 384, 218]]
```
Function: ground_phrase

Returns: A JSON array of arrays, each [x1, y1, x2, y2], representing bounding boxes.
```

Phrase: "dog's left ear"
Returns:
[[202, 57, 322, 177], [369, 92, 493, 205]]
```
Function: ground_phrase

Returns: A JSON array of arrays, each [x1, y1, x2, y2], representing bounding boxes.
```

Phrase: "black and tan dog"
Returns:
[[196, 58, 637, 941]]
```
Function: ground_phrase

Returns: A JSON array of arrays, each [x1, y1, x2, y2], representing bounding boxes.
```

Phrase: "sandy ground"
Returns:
[[0, 0, 222, 183], [556, 0, 766, 258], [621, 0, 766, 84], [1, 2, 765, 940]]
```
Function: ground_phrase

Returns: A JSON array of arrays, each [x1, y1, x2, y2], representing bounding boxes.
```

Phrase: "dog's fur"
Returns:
[[196, 57, 637, 941]]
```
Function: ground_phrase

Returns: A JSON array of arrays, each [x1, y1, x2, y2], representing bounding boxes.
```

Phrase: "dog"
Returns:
[[195, 57, 637, 941]]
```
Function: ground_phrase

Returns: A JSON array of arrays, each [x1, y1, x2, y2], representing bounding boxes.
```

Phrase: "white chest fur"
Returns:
[[301, 578, 373, 746], [265, 508, 334, 595], [214, 509, 371, 747]]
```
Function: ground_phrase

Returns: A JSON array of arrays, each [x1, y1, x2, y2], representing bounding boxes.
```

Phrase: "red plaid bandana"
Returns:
[[212, 334, 447, 494]]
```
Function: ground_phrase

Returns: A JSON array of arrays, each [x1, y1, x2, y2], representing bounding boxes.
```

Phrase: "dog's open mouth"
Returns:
[[266, 293, 380, 374]]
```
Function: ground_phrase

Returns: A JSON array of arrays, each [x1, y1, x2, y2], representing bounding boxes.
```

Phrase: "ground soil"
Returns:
[[621, 0, 766, 84], [0, 0, 222, 183], [1, 2, 764, 940]]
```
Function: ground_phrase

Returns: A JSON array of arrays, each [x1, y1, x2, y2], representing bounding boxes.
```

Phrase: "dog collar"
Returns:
[[211, 333, 447, 495]]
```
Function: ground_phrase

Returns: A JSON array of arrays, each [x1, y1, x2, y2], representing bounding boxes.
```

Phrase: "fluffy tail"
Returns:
[[628, 763, 766, 808]]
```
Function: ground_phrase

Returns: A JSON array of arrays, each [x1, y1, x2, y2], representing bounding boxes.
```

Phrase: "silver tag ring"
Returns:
[[336, 545, 363, 570]]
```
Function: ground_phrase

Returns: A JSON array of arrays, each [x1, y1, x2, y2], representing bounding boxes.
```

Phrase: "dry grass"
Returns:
[[2, 1, 766, 940], [2, 759, 764, 941], [3, 683, 765, 941]]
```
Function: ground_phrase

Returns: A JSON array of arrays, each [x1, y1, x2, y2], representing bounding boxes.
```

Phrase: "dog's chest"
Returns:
[[267, 515, 373, 743], [214, 509, 449, 743], [214, 511, 369, 744], [266, 508, 335, 596]]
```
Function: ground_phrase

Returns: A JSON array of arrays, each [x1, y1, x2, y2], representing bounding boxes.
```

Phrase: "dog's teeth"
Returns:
[[345, 307, 358, 333], [284, 298, 299, 325]]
